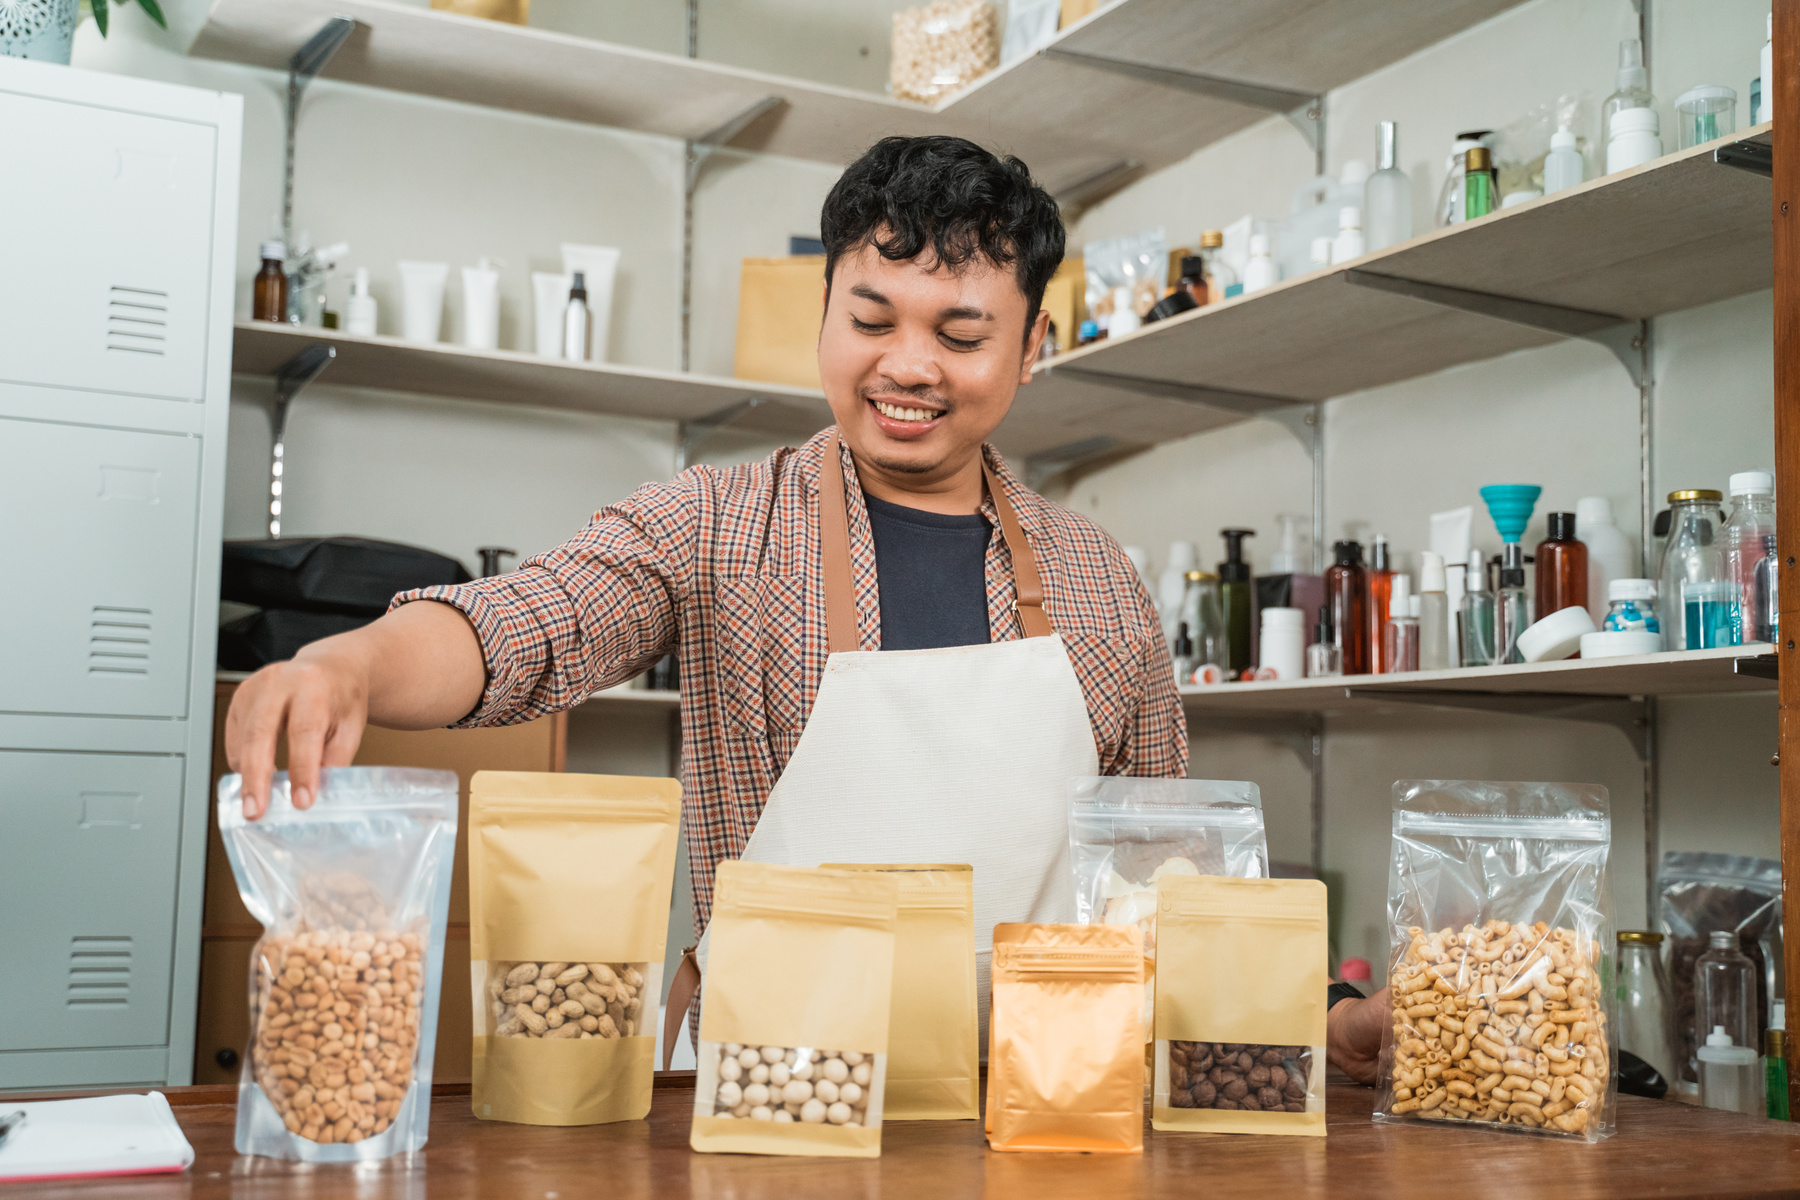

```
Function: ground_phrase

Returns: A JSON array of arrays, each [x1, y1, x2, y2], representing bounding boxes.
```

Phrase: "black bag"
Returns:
[[217, 609, 374, 671], [221, 537, 471, 616]]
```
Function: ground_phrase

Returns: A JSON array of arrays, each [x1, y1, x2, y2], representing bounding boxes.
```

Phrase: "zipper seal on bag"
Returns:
[[1071, 806, 1267, 830], [1392, 811, 1610, 841]]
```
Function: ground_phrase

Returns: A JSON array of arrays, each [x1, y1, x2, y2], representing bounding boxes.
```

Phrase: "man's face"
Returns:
[[818, 241, 1047, 484]]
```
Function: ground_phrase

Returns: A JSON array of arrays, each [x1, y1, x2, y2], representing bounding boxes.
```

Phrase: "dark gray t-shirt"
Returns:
[[864, 492, 993, 651]]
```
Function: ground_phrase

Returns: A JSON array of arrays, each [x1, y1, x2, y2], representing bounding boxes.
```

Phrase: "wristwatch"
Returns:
[[1327, 980, 1365, 1011]]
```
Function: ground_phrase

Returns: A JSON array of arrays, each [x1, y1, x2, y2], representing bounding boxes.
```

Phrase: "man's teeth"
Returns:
[[873, 399, 940, 423]]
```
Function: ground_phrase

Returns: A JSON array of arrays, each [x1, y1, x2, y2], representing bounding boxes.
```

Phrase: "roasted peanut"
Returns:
[[487, 961, 647, 1040]]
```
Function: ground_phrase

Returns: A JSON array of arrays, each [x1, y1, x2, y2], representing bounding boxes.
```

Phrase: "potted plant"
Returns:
[[1, 0, 165, 65]]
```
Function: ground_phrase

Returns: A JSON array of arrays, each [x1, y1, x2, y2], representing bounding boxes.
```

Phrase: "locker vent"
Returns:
[[106, 286, 168, 356], [67, 936, 132, 1008], [89, 606, 151, 675]]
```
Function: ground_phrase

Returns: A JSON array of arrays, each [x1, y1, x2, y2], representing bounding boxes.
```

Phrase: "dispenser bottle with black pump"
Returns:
[[1219, 529, 1256, 676]]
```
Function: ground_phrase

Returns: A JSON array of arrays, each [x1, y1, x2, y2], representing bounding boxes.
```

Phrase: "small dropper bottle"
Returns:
[[1496, 543, 1530, 664], [1461, 548, 1498, 666], [1172, 621, 1197, 685], [1383, 574, 1420, 673], [1306, 605, 1343, 678]]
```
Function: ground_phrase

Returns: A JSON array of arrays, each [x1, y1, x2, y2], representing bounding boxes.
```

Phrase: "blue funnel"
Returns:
[[1480, 484, 1542, 544]]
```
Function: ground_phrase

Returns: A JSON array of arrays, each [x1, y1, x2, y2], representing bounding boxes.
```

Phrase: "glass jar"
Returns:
[[1603, 578, 1661, 635], [1656, 489, 1726, 650], [1617, 931, 1673, 1081], [1695, 930, 1762, 1115]]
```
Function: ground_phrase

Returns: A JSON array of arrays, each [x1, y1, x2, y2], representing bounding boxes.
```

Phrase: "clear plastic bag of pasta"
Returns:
[[1373, 780, 1615, 1142]]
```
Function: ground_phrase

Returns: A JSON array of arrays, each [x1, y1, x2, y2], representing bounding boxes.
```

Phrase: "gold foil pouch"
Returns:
[[986, 923, 1144, 1153], [1152, 875, 1327, 1137], [821, 864, 978, 1120], [691, 862, 899, 1157], [468, 771, 681, 1126]]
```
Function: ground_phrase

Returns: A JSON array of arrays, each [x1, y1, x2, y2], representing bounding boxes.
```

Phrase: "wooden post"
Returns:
[[1776, 0, 1800, 1121]]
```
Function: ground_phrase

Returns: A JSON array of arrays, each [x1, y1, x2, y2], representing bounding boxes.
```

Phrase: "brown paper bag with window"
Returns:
[[690, 862, 899, 1157], [1152, 875, 1327, 1136], [985, 923, 1144, 1153], [822, 864, 978, 1120], [468, 772, 681, 1126]]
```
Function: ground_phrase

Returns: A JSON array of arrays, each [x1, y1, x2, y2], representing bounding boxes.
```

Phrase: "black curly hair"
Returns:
[[820, 136, 1065, 338]]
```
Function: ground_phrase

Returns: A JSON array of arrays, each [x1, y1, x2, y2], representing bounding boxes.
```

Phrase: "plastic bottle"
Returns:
[[1608, 106, 1663, 173], [254, 241, 288, 323], [1366, 120, 1412, 252], [1496, 543, 1530, 664], [1696, 931, 1762, 1116], [1604, 578, 1662, 638], [1617, 931, 1675, 1082], [1109, 285, 1142, 337], [1417, 551, 1451, 670], [462, 257, 502, 351], [1463, 146, 1496, 219], [1752, 534, 1780, 644], [1268, 513, 1302, 574], [1461, 548, 1497, 665], [345, 267, 378, 337], [1576, 496, 1635, 629], [1326, 541, 1369, 675], [1366, 535, 1394, 673], [1218, 528, 1256, 676], [1309, 236, 1333, 270], [1767, 1000, 1789, 1120], [1534, 512, 1589, 627], [1760, 14, 1774, 125], [1330, 207, 1366, 265], [1544, 124, 1585, 194], [1724, 471, 1777, 631], [1603, 37, 1656, 152], [1306, 605, 1343, 678], [1657, 489, 1727, 650], [563, 270, 590, 360], [1259, 607, 1306, 681], [1382, 574, 1419, 673], [1242, 234, 1279, 294], [1157, 542, 1198, 643]]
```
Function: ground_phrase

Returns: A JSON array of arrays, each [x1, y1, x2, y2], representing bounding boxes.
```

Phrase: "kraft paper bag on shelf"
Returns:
[[468, 772, 682, 1126], [822, 864, 978, 1120], [734, 256, 825, 389], [985, 923, 1144, 1153], [691, 862, 899, 1158], [431, 0, 529, 25], [1152, 876, 1327, 1137]]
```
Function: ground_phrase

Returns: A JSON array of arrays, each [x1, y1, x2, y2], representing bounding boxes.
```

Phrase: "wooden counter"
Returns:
[[8, 1077, 1799, 1198]]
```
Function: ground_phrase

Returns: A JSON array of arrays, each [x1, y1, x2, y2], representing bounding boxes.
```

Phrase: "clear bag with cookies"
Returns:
[[1373, 780, 1615, 1142], [468, 772, 682, 1125], [1070, 778, 1268, 1040], [217, 767, 458, 1162]]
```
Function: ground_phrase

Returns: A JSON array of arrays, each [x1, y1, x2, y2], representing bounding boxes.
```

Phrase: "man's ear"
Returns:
[[1018, 309, 1050, 385]]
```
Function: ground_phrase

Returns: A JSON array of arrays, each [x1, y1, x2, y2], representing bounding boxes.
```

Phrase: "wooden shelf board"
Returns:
[[189, 0, 1527, 195], [1020, 126, 1774, 458], [1179, 645, 1775, 716]]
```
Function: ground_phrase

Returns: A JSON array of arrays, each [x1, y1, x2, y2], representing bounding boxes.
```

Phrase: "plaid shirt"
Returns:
[[397, 428, 1187, 936]]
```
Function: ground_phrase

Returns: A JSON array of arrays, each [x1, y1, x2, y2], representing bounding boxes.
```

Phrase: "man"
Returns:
[[226, 134, 1385, 1077]]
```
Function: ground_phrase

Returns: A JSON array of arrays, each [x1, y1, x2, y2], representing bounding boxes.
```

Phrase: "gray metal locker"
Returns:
[[0, 57, 241, 1090]]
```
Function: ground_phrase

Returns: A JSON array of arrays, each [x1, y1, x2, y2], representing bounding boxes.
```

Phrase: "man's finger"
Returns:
[[226, 676, 289, 820], [284, 685, 335, 811]]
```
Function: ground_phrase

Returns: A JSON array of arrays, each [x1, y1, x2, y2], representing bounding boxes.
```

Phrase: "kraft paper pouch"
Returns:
[[821, 864, 978, 1120], [469, 772, 681, 1126], [1152, 876, 1327, 1137], [986, 923, 1144, 1153], [691, 862, 899, 1157]]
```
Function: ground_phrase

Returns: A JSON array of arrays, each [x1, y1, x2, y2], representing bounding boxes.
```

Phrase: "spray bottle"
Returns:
[[1269, 514, 1302, 575], [1367, 535, 1394, 673], [1461, 549, 1497, 666], [1219, 529, 1256, 676], [1382, 573, 1419, 672]]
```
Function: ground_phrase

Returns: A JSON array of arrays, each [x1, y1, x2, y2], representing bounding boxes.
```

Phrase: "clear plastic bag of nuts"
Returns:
[[889, 0, 999, 104], [218, 768, 458, 1161], [1373, 780, 1616, 1142]]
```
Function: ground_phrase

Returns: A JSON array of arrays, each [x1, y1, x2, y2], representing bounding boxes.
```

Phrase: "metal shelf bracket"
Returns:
[[267, 344, 336, 538], [681, 95, 786, 373], [283, 17, 357, 255], [1716, 140, 1774, 177], [676, 393, 771, 471], [1343, 687, 1652, 762]]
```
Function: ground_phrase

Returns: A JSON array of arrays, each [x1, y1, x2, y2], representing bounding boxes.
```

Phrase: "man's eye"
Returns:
[[940, 333, 984, 350], [849, 316, 890, 333]]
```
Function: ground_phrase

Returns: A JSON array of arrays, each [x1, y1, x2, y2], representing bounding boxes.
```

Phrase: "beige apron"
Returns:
[[669, 430, 1098, 1058]]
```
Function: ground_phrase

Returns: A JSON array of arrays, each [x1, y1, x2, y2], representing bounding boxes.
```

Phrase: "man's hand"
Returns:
[[224, 600, 486, 820], [1326, 987, 1388, 1085]]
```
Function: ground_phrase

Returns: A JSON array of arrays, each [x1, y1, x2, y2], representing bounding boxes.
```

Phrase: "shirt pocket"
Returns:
[[1055, 627, 1140, 763], [712, 575, 812, 739]]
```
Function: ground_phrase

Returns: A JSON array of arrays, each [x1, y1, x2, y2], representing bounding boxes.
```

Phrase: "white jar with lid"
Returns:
[[1606, 106, 1663, 173], [1259, 607, 1306, 681]]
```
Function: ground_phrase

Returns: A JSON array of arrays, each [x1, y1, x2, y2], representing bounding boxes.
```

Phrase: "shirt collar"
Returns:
[[801, 426, 1044, 536]]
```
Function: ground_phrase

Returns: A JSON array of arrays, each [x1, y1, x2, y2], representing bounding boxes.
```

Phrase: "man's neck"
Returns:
[[851, 446, 987, 516]]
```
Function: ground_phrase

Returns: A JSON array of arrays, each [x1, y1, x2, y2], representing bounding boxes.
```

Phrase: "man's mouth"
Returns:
[[869, 397, 945, 424]]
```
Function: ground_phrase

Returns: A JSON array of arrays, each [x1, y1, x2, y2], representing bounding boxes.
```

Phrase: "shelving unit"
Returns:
[[581, 686, 681, 714], [189, 0, 1530, 198]]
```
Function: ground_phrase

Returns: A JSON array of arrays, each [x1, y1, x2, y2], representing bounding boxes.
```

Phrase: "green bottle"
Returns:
[[1218, 528, 1256, 677], [1465, 145, 1496, 219], [1769, 1013, 1790, 1121]]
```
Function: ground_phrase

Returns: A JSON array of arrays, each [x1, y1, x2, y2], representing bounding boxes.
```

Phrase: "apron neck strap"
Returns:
[[820, 427, 1052, 653]]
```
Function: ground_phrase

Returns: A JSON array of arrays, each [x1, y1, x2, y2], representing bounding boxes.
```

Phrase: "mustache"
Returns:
[[862, 383, 950, 411]]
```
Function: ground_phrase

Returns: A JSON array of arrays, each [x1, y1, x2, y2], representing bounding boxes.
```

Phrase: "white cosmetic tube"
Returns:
[[461, 259, 501, 351], [532, 271, 570, 359], [559, 244, 620, 362], [397, 260, 448, 344]]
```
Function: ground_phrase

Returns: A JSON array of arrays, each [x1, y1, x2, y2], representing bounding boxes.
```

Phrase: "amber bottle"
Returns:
[[1365, 534, 1394, 674], [1325, 540, 1369, 675], [253, 240, 288, 323], [1534, 511, 1589, 620]]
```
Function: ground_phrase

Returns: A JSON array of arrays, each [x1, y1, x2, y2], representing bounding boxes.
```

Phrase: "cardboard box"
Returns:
[[735, 256, 826, 389], [1060, 0, 1101, 28]]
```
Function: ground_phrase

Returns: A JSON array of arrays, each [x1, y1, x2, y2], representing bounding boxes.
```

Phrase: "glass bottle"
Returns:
[[1752, 534, 1779, 645], [1366, 535, 1394, 673], [1365, 120, 1412, 252], [1768, 1001, 1790, 1121], [1382, 574, 1419, 673], [1460, 548, 1498, 666], [1198, 231, 1235, 304], [1306, 605, 1343, 678], [1602, 37, 1656, 151], [1176, 254, 1207, 306], [1463, 145, 1496, 220], [1436, 130, 1491, 227], [1724, 472, 1776, 633], [1496, 544, 1530, 663], [1617, 931, 1674, 1082], [253, 240, 288, 323], [1171, 621, 1197, 685], [1534, 511, 1589, 621], [1656, 489, 1727, 651], [1186, 571, 1227, 671], [1417, 551, 1451, 670], [1696, 931, 1762, 1116], [1325, 541, 1369, 675]]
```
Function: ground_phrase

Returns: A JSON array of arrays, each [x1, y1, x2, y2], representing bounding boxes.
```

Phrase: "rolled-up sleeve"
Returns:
[[1103, 568, 1188, 778], [391, 473, 702, 727]]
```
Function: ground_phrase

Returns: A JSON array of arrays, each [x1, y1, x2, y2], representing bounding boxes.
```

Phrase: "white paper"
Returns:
[[0, 1093, 193, 1180]]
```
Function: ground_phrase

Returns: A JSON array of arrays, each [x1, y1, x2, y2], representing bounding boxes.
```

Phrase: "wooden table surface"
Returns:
[[9, 1077, 1800, 1199]]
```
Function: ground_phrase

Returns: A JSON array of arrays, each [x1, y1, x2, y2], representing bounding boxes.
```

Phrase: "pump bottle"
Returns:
[[1461, 548, 1498, 666], [1326, 540, 1369, 675], [1417, 551, 1451, 670], [345, 267, 378, 337], [563, 270, 590, 361], [1218, 528, 1256, 676], [1496, 543, 1530, 664], [1382, 574, 1420, 673], [1366, 535, 1394, 673]]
